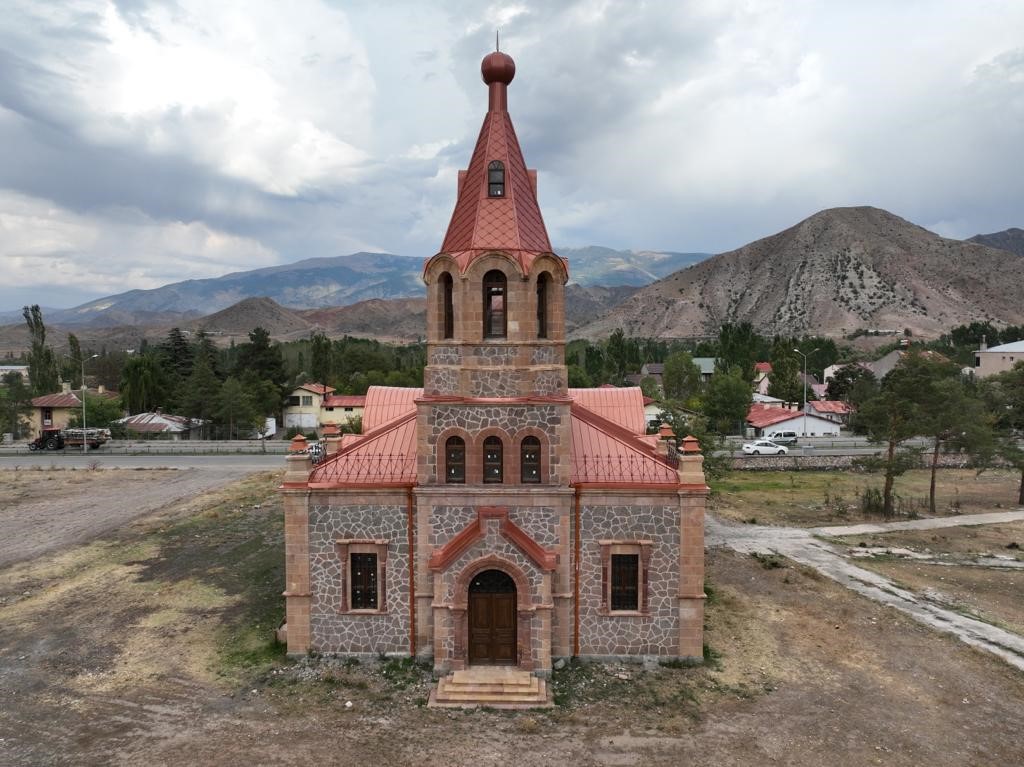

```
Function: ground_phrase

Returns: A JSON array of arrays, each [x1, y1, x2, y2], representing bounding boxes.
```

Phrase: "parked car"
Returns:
[[742, 440, 788, 455], [765, 430, 799, 445]]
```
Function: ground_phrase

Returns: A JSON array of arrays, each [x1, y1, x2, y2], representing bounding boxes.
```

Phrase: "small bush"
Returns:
[[860, 486, 885, 516]]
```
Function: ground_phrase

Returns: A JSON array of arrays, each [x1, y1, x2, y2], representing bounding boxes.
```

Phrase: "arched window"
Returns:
[[483, 270, 507, 338], [445, 436, 465, 484], [483, 436, 503, 483], [536, 272, 550, 339], [520, 436, 541, 483], [440, 272, 454, 339], [488, 160, 505, 197]]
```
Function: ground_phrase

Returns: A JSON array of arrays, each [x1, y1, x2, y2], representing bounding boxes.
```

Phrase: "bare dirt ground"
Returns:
[[0, 467, 256, 568], [1, 471, 1023, 765], [712, 468, 1022, 526], [833, 521, 1024, 637]]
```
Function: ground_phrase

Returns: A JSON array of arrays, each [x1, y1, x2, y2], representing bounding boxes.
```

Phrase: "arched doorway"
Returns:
[[468, 569, 517, 665]]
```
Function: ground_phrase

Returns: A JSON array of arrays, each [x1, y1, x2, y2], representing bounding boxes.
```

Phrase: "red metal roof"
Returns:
[[746, 404, 801, 429], [115, 412, 201, 433], [436, 52, 555, 277], [569, 387, 646, 434], [569, 403, 679, 485], [309, 411, 417, 486], [361, 386, 423, 432], [755, 362, 773, 373], [809, 400, 852, 415], [323, 395, 366, 408], [31, 388, 118, 408], [295, 383, 335, 396]]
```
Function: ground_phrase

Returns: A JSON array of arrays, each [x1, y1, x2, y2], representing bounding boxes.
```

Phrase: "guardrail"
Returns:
[[0, 439, 293, 456]]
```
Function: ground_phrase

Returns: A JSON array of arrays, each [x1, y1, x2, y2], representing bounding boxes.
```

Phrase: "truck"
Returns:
[[28, 427, 111, 451]]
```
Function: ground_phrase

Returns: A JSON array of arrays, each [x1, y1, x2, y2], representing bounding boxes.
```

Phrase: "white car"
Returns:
[[742, 440, 788, 456]]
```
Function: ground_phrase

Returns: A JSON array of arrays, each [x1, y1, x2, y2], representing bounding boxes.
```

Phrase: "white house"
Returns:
[[746, 404, 841, 438]]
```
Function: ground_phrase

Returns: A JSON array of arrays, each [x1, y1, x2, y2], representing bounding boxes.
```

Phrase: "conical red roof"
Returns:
[[438, 51, 554, 275]]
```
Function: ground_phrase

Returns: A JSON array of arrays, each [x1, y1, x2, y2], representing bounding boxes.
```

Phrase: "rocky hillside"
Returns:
[[575, 207, 1024, 340], [188, 297, 313, 340], [968, 227, 1024, 257]]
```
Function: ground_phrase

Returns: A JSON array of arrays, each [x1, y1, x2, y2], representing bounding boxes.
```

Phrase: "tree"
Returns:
[[215, 377, 259, 439], [704, 367, 751, 435], [0, 372, 33, 438], [567, 364, 593, 388], [826, 364, 877, 405], [23, 305, 59, 395], [767, 352, 802, 403], [662, 351, 702, 403], [638, 376, 661, 400], [981, 361, 1024, 504], [67, 394, 124, 429], [234, 327, 287, 391], [717, 322, 759, 382], [919, 376, 991, 515], [658, 402, 731, 482], [854, 353, 955, 516], [310, 332, 333, 385], [120, 354, 167, 414], [64, 334, 83, 389], [179, 351, 221, 424]]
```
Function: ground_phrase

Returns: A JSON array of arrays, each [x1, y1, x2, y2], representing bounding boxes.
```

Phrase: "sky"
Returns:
[[1, 0, 1022, 311]]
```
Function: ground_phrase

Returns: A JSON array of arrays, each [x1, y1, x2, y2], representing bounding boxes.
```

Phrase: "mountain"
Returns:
[[968, 228, 1024, 257], [558, 247, 709, 286], [44, 248, 706, 327], [575, 207, 1024, 340], [295, 283, 639, 342], [189, 297, 314, 340]]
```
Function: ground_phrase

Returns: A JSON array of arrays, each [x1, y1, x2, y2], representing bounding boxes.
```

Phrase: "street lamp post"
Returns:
[[792, 348, 819, 438], [81, 354, 99, 454]]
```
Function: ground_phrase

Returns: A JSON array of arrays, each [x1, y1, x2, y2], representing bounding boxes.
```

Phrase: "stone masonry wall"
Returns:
[[578, 502, 681, 657], [308, 503, 410, 656]]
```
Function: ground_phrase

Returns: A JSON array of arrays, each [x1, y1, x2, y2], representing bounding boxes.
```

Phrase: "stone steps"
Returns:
[[428, 667, 553, 709]]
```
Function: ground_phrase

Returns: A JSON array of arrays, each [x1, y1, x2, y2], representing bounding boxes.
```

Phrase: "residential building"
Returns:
[[746, 404, 841, 437], [283, 383, 335, 432], [974, 340, 1024, 378], [114, 412, 206, 440], [320, 394, 366, 430], [29, 383, 120, 439]]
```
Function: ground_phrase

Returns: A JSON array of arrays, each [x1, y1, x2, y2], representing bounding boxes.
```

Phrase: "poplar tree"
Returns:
[[22, 305, 59, 395]]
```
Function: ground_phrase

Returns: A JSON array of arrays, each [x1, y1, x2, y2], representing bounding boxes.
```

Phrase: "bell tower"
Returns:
[[417, 49, 570, 487]]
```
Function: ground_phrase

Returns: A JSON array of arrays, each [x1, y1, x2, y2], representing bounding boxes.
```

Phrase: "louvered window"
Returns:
[[488, 160, 505, 197], [610, 554, 639, 611], [483, 436, 503, 483], [350, 553, 378, 609], [446, 436, 465, 483], [521, 436, 541, 483]]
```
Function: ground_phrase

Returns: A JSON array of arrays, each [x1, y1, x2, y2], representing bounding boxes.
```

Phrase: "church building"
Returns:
[[280, 49, 707, 704]]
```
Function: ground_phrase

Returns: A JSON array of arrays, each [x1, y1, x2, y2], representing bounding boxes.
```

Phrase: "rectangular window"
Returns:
[[301, 395, 313, 407], [350, 553, 378, 609], [610, 554, 639, 611], [287, 396, 301, 407]]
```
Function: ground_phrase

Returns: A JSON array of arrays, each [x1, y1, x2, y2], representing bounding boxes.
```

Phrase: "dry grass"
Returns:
[[711, 468, 1021, 526]]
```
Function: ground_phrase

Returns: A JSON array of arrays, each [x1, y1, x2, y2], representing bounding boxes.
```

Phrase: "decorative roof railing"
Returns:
[[312, 454, 417, 484], [571, 454, 678, 484]]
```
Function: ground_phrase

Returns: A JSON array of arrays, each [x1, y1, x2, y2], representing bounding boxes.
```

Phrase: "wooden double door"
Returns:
[[468, 569, 517, 665]]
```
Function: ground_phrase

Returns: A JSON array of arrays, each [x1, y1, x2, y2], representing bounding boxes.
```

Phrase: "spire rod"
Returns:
[[496, 29, 500, 52]]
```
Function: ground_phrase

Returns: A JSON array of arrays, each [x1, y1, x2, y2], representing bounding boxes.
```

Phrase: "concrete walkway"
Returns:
[[707, 510, 1024, 673]]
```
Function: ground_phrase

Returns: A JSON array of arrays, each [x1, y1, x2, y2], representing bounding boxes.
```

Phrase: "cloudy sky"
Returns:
[[2, 0, 1022, 311]]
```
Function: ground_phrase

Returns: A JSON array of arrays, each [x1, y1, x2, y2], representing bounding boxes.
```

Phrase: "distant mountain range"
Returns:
[[5, 247, 707, 328], [574, 207, 1024, 339], [968, 227, 1024, 258]]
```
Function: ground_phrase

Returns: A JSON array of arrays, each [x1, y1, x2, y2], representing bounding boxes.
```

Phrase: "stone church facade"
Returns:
[[280, 50, 707, 676]]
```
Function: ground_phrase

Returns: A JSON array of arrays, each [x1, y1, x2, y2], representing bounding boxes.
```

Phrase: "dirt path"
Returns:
[[810, 509, 1024, 537], [707, 513, 1024, 672], [0, 468, 259, 568]]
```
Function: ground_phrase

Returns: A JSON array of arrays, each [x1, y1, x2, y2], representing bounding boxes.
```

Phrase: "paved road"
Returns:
[[707, 510, 1024, 672], [0, 453, 285, 470]]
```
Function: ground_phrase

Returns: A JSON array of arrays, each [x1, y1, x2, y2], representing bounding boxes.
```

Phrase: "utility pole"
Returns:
[[80, 354, 99, 454], [792, 348, 818, 438]]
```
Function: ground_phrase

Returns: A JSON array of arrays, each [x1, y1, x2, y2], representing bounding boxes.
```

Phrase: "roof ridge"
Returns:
[[570, 402, 662, 459], [330, 409, 417, 460]]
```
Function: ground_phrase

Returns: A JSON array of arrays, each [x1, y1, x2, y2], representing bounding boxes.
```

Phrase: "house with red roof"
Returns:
[[746, 403, 840, 437], [280, 49, 708, 705], [282, 383, 336, 432], [29, 383, 120, 439]]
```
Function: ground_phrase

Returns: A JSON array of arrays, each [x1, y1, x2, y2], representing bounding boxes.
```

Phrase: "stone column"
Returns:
[[282, 439, 312, 655], [677, 435, 707, 660]]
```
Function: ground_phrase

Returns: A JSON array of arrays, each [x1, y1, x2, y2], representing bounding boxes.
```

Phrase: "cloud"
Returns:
[[1, 0, 1023, 310]]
